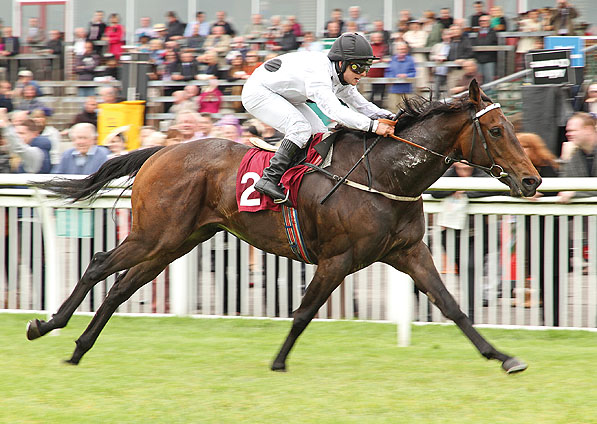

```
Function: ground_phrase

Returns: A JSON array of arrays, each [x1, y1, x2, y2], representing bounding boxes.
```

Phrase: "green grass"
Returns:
[[1, 313, 596, 424]]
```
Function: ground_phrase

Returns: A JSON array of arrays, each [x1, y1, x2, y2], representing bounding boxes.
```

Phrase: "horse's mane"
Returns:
[[394, 93, 491, 132]]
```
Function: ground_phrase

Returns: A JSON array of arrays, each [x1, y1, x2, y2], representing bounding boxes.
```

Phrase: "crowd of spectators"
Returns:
[[0, 1, 592, 183]]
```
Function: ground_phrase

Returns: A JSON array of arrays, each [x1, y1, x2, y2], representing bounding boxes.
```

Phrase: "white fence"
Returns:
[[1, 176, 596, 331]]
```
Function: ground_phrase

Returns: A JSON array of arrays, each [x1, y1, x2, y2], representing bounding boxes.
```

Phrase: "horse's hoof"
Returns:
[[502, 357, 528, 374], [26, 319, 42, 340], [63, 358, 79, 366], [271, 362, 287, 372]]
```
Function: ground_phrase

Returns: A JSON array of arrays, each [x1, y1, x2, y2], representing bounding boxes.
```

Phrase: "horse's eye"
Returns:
[[489, 127, 502, 138]]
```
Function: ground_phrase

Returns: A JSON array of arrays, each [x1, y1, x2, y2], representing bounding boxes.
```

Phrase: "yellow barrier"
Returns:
[[97, 101, 145, 150]]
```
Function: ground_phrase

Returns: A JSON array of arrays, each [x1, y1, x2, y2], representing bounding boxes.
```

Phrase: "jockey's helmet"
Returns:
[[327, 33, 378, 85]]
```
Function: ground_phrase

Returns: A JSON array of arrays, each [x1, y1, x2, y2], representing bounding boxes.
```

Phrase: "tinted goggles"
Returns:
[[349, 61, 371, 74]]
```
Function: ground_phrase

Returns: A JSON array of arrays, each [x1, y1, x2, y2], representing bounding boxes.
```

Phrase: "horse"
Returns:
[[27, 80, 541, 373]]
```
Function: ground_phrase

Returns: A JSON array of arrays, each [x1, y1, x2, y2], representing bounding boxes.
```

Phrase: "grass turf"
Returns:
[[1, 313, 596, 423]]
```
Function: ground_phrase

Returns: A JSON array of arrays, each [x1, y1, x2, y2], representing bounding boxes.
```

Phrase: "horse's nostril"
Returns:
[[522, 177, 540, 189]]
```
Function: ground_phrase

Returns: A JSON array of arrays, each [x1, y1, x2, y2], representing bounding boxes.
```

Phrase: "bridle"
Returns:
[[381, 102, 509, 179]]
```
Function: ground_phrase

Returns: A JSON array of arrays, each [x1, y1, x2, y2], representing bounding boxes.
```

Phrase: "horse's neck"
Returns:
[[374, 115, 465, 196]]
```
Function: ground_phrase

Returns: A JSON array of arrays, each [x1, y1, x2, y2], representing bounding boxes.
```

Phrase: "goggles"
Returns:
[[349, 61, 371, 74]]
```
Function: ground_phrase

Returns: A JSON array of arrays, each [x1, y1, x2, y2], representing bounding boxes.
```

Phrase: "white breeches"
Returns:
[[241, 80, 328, 148]]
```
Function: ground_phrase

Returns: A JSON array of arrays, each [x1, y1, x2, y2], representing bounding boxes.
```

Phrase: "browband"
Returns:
[[475, 102, 501, 119]]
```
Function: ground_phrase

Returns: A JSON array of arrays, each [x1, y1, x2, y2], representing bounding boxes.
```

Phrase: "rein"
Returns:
[[379, 102, 508, 179], [312, 102, 506, 204]]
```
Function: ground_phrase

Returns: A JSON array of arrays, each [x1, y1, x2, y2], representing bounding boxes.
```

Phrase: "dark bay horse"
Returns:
[[27, 80, 540, 373]]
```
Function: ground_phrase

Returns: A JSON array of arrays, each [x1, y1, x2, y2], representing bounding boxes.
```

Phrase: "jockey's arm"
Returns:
[[336, 85, 394, 120]]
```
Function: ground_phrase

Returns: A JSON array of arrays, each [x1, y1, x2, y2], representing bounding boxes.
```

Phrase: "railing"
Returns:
[[1, 175, 596, 331]]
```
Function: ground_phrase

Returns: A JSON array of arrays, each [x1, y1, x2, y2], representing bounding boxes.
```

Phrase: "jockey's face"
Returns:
[[341, 61, 367, 86]]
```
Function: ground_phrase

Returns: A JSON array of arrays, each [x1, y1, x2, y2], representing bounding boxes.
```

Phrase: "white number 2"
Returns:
[[240, 172, 262, 207]]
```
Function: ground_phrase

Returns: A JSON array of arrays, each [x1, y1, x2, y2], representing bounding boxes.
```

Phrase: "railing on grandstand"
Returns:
[[0, 175, 596, 331]]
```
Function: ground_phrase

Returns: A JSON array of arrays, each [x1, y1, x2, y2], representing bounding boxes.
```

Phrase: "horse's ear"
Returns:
[[468, 79, 481, 106]]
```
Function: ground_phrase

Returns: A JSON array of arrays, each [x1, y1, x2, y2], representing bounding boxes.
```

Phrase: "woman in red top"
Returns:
[[105, 13, 124, 60]]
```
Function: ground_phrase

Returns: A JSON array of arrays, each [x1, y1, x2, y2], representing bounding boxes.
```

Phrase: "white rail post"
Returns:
[[386, 267, 413, 347], [170, 254, 191, 316]]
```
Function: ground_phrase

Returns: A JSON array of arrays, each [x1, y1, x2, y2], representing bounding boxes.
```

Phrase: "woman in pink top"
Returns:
[[106, 13, 124, 60]]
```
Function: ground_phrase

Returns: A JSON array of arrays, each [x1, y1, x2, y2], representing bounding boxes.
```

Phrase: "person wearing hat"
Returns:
[[15, 70, 43, 98], [153, 24, 168, 43], [241, 32, 395, 205]]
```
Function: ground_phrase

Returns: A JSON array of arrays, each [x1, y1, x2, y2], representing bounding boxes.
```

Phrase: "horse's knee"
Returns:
[[84, 251, 110, 281]]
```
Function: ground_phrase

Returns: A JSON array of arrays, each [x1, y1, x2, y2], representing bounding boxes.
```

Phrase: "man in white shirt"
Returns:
[[242, 32, 395, 204]]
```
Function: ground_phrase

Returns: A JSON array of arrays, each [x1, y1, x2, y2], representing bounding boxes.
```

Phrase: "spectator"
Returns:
[[139, 126, 156, 147], [98, 86, 119, 104], [541, 8, 554, 31], [211, 11, 236, 36], [244, 14, 266, 40], [183, 84, 199, 103], [226, 36, 249, 62], [516, 9, 544, 58], [14, 70, 42, 98], [73, 27, 87, 56], [203, 26, 232, 61], [345, 21, 363, 36], [447, 24, 473, 92], [75, 41, 100, 97], [403, 20, 429, 91], [264, 15, 283, 48], [551, 0, 578, 35], [160, 50, 180, 81], [54, 123, 109, 174], [325, 21, 342, 39], [186, 24, 206, 50], [438, 8, 454, 29], [165, 11, 186, 41], [287, 16, 303, 37], [15, 84, 47, 112], [198, 79, 223, 113], [135, 17, 156, 41], [168, 90, 196, 114], [368, 32, 389, 107], [196, 113, 214, 138], [472, 15, 498, 84], [217, 114, 243, 143], [143, 131, 166, 148], [298, 32, 323, 52], [45, 30, 64, 58], [71, 96, 98, 127], [87, 10, 106, 54], [0, 27, 20, 57], [425, 12, 444, 47], [30, 108, 61, 166], [173, 51, 198, 81], [372, 20, 392, 47], [26, 17, 45, 45], [147, 38, 165, 66], [103, 128, 128, 158], [385, 41, 417, 110], [431, 28, 452, 98], [185, 11, 210, 38], [243, 51, 263, 75], [396, 9, 412, 33], [348, 6, 368, 33], [489, 6, 508, 32], [450, 59, 482, 94], [153, 23, 168, 43], [470, 1, 486, 28], [0, 80, 13, 112], [0, 114, 52, 174], [105, 13, 124, 60], [558, 113, 597, 203], [580, 82, 597, 116], [174, 111, 202, 142], [325, 8, 345, 35], [196, 50, 222, 80], [102, 57, 120, 80], [274, 21, 300, 52]]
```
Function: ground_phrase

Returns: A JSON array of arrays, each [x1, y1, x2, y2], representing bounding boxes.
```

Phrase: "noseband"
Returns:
[[382, 102, 509, 179]]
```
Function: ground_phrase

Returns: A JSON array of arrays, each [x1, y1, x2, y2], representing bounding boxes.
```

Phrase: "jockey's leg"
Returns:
[[242, 84, 315, 205]]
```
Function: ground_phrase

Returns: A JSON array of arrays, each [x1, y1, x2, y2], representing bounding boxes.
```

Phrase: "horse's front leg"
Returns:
[[272, 253, 352, 371], [383, 241, 527, 374]]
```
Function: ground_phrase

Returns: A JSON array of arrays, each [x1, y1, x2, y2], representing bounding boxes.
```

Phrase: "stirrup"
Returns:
[[273, 189, 292, 207]]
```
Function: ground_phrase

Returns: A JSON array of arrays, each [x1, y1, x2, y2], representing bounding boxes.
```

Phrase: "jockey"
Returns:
[[241, 32, 396, 205]]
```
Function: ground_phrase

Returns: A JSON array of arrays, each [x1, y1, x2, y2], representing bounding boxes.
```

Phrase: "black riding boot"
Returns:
[[255, 138, 300, 206]]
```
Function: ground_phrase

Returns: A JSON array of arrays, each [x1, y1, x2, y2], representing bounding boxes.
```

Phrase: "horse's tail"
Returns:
[[36, 146, 165, 202]]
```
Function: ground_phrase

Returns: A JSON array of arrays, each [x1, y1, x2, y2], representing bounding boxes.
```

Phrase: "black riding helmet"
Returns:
[[328, 33, 378, 85]]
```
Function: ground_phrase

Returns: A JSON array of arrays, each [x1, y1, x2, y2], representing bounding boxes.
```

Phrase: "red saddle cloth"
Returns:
[[236, 134, 324, 212]]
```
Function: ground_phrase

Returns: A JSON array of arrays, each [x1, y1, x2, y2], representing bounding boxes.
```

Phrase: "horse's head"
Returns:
[[458, 79, 541, 197]]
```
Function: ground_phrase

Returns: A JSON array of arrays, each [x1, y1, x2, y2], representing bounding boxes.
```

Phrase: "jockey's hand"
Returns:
[[375, 121, 395, 137]]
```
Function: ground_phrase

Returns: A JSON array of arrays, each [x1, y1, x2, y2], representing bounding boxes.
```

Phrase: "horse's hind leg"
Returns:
[[27, 236, 156, 340], [384, 242, 527, 374], [272, 254, 351, 371]]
